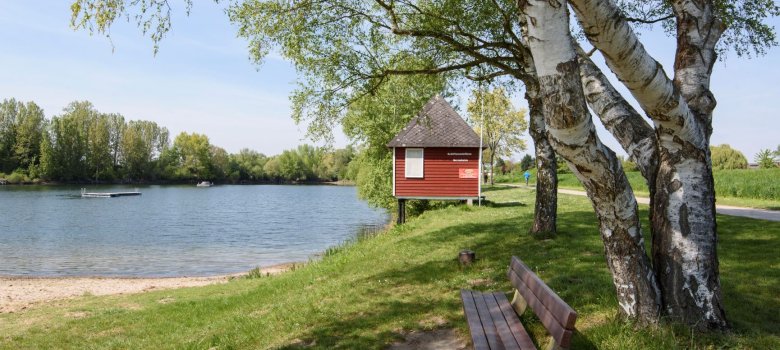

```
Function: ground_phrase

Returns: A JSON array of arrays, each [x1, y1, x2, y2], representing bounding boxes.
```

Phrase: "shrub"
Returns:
[[711, 144, 748, 170], [755, 149, 777, 169], [622, 159, 639, 172], [520, 154, 534, 171], [6, 171, 30, 184]]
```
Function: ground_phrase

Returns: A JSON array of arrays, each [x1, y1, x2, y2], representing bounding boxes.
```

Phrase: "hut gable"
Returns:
[[386, 95, 481, 148]]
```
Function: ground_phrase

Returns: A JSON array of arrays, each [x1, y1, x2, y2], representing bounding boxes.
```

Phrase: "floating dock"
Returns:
[[81, 188, 141, 198]]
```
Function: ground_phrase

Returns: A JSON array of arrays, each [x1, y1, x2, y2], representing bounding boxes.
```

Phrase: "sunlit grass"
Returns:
[[1, 186, 777, 349], [496, 168, 780, 209]]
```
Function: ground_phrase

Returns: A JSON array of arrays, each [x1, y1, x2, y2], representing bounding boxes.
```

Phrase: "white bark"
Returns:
[[672, 0, 724, 122], [568, 0, 706, 149], [521, 0, 660, 323], [570, 0, 728, 329], [516, 20, 558, 234], [576, 47, 658, 183]]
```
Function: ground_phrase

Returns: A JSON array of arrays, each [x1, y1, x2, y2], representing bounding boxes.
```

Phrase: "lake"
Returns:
[[0, 185, 388, 277]]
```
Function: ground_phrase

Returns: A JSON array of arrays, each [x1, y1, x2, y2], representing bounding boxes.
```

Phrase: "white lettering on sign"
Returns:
[[453, 159, 469, 162], [447, 152, 472, 156]]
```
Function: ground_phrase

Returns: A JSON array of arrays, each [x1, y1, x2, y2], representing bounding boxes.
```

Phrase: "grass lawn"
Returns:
[[1, 186, 778, 349], [496, 168, 780, 210]]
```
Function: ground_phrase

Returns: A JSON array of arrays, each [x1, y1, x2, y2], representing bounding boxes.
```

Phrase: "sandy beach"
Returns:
[[0, 263, 297, 313]]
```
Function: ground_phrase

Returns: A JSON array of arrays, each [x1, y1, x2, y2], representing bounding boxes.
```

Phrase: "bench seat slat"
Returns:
[[461, 256, 578, 350], [510, 257, 577, 329], [508, 270, 574, 348], [461, 290, 492, 350], [473, 290, 504, 350], [493, 292, 537, 350], [482, 292, 522, 350]]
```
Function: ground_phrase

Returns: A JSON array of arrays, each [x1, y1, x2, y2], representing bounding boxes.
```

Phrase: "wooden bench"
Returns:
[[460, 256, 577, 350]]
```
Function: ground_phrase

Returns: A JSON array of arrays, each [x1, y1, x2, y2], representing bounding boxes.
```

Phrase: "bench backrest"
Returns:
[[507, 256, 577, 349]]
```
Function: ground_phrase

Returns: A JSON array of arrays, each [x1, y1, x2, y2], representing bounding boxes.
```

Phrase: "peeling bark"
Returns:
[[576, 46, 659, 187], [516, 17, 558, 235], [672, 0, 724, 129], [521, 0, 660, 323], [570, 0, 728, 329], [568, 0, 706, 149], [649, 0, 727, 330], [526, 83, 557, 234]]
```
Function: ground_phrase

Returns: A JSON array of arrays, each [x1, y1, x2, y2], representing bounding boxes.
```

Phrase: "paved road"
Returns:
[[505, 185, 780, 222]]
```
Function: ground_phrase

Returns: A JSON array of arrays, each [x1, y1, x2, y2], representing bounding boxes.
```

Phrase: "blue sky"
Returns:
[[0, 2, 777, 159]]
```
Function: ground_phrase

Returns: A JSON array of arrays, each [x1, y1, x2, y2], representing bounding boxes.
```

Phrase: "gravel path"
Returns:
[[501, 184, 780, 222], [555, 188, 780, 222]]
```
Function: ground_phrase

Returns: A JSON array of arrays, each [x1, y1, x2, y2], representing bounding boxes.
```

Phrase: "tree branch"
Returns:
[[624, 14, 674, 24]]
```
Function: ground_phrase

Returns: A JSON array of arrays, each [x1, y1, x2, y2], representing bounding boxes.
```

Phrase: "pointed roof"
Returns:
[[387, 95, 482, 148]]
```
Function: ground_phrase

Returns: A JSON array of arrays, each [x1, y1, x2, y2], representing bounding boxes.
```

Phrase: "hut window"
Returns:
[[405, 148, 424, 178]]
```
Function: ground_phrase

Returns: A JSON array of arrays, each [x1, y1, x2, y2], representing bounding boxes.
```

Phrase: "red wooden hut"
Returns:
[[387, 95, 484, 223]]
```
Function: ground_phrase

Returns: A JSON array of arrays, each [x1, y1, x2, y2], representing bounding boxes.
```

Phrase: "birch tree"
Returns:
[[519, 0, 778, 329], [68, 0, 778, 328]]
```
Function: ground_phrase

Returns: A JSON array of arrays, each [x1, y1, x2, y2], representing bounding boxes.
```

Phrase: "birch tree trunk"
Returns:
[[576, 48, 659, 187], [520, 0, 660, 323], [569, 0, 728, 329], [526, 84, 558, 234], [515, 22, 558, 234], [489, 151, 495, 185]]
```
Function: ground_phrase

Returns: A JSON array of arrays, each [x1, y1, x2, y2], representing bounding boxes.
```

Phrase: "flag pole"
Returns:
[[478, 82, 484, 207]]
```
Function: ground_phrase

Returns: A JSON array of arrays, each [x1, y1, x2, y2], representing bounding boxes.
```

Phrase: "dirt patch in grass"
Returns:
[[388, 329, 468, 350]]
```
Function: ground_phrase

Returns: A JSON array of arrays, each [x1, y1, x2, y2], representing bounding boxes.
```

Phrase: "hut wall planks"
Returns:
[[394, 147, 481, 198]]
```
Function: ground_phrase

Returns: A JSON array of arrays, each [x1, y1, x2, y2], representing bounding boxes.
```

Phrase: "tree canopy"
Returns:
[[711, 144, 748, 170], [0, 97, 355, 184], [467, 87, 527, 184]]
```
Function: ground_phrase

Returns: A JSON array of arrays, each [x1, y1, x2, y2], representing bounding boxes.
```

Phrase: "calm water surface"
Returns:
[[0, 185, 388, 277]]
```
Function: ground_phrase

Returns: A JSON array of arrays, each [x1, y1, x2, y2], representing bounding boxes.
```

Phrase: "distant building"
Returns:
[[387, 96, 485, 223]]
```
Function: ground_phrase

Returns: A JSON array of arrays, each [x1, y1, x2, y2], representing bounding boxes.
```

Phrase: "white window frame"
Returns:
[[405, 148, 424, 178]]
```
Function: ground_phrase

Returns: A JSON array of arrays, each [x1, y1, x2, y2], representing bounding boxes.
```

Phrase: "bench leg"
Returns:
[[545, 338, 564, 350], [510, 289, 528, 315]]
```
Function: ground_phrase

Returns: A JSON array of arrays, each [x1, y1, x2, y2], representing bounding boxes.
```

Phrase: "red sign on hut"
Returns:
[[387, 95, 485, 223]]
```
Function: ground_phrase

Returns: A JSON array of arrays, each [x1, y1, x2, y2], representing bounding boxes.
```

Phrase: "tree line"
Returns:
[[71, 0, 778, 330], [0, 98, 354, 184]]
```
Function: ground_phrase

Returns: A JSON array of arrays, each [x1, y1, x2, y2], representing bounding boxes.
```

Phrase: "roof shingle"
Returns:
[[386, 95, 482, 148]]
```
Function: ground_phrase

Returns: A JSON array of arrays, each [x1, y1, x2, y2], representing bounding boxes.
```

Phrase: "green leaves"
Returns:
[[71, 0, 195, 54], [716, 0, 780, 57], [467, 87, 527, 164], [615, 0, 780, 58], [711, 144, 749, 170], [755, 148, 778, 169]]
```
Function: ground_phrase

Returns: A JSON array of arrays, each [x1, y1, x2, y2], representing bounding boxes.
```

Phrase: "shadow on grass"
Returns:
[[275, 211, 615, 348], [275, 300, 440, 349], [275, 206, 779, 348], [486, 201, 528, 208]]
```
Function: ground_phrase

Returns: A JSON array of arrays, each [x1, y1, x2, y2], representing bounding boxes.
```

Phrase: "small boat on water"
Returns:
[[196, 181, 213, 187]]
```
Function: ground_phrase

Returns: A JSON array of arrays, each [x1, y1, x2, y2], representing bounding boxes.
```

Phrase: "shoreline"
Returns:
[[0, 262, 300, 314], [0, 180, 356, 187]]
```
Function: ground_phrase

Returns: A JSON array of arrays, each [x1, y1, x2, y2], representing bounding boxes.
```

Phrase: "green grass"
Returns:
[[1, 186, 778, 349], [496, 168, 780, 209]]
